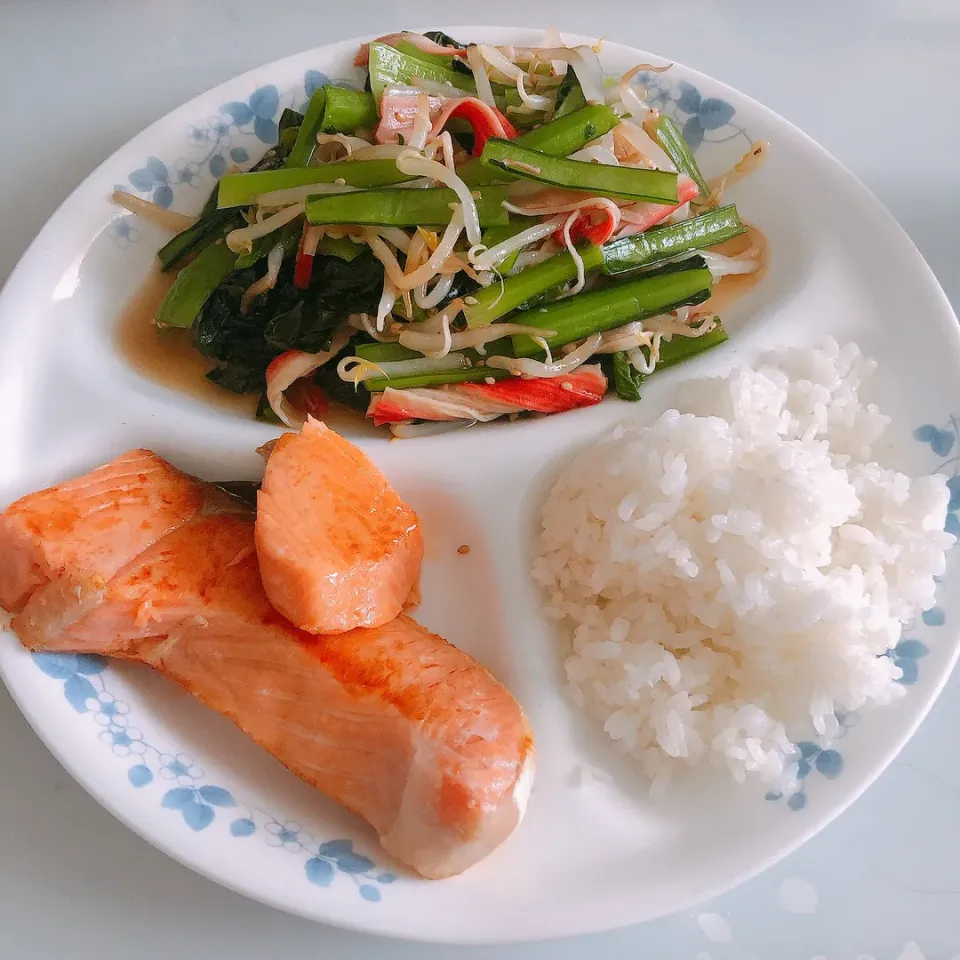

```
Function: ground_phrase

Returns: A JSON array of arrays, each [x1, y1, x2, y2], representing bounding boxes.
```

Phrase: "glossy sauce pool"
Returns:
[[116, 268, 258, 417], [702, 225, 767, 316]]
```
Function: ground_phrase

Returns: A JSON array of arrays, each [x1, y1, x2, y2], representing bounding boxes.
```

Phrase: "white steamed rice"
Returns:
[[532, 339, 954, 793]]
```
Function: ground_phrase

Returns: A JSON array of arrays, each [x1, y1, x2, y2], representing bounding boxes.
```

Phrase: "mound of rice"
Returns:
[[532, 339, 954, 792]]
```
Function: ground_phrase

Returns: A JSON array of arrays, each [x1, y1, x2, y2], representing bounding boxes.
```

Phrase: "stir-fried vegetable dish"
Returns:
[[115, 29, 768, 437]]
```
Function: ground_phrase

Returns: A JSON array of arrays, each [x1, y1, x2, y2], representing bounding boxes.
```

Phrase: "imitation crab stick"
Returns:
[[614, 176, 701, 236], [368, 364, 608, 425], [255, 418, 423, 634], [0, 450, 214, 650]]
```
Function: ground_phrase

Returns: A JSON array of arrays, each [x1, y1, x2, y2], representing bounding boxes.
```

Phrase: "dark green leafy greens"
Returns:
[[422, 30, 472, 76], [211, 480, 261, 508], [311, 342, 377, 413], [611, 351, 644, 401], [423, 29, 467, 48], [194, 252, 384, 393]]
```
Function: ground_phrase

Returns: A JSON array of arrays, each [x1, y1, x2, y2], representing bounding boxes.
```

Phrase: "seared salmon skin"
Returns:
[[1, 452, 533, 878], [256, 418, 423, 634], [0, 450, 210, 649]]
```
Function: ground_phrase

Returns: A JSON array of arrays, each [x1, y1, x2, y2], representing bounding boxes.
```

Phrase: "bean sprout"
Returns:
[[569, 145, 620, 166], [644, 315, 718, 337], [396, 206, 465, 291], [701, 141, 769, 206], [314, 133, 371, 161], [487, 333, 602, 378], [700, 251, 762, 279], [627, 334, 663, 374], [415, 272, 456, 310], [516, 71, 553, 112], [511, 46, 606, 103], [560, 211, 586, 297], [390, 420, 475, 439], [470, 215, 567, 271], [239, 242, 284, 315], [348, 312, 399, 342], [226, 203, 304, 254], [466, 45, 497, 108], [409, 92, 432, 151], [618, 62, 671, 121], [111, 191, 196, 231], [400, 319, 556, 357], [395, 149, 482, 246], [257, 182, 357, 208]]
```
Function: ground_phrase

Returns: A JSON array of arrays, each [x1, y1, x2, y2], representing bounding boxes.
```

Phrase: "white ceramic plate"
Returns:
[[1, 27, 958, 945]]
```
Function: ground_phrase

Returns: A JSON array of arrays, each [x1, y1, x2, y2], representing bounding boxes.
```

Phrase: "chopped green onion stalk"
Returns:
[[511, 259, 713, 356], [305, 185, 510, 228], [320, 86, 379, 133], [459, 104, 620, 186], [354, 341, 512, 389], [156, 242, 238, 329], [646, 114, 709, 199], [477, 219, 536, 275], [217, 160, 416, 208], [355, 342, 420, 363], [601, 204, 746, 274], [367, 42, 527, 113], [362, 367, 509, 391], [480, 138, 679, 204], [656, 319, 728, 368], [287, 89, 327, 167], [369, 41, 473, 101], [464, 245, 605, 328]]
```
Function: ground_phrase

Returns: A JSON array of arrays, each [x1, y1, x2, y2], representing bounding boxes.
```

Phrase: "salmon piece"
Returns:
[[0, 450, 210, 648], [256, 418, 423, 634], [34, 508, 533, 878]]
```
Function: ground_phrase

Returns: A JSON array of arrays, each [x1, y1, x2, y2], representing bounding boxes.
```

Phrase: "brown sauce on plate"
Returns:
[[116, 270, 369, 431], [701, 225, 768, 317], [116, 269, 258, 417]]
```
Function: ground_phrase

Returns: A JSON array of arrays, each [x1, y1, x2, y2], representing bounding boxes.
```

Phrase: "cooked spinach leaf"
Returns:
[[423, 29, 467, 48], [611, 350, 644, 401], [194, 251, 383, 392], [422, 30, 472, 74]]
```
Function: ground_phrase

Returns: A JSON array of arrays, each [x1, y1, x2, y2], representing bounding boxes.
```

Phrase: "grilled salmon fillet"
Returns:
[[0, 453, 533, 878], [256, 418, 423, 634]]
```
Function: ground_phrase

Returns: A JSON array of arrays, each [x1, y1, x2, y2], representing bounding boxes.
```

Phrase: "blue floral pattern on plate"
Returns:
[[634, 72, 751, 151], [765, 422, 951, 810], [111, 69, 356, 245], [30, 650, 395, 902]]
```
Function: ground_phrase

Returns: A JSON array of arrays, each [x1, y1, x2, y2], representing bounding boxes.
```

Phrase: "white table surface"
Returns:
[[2, 1, 960, 957]]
